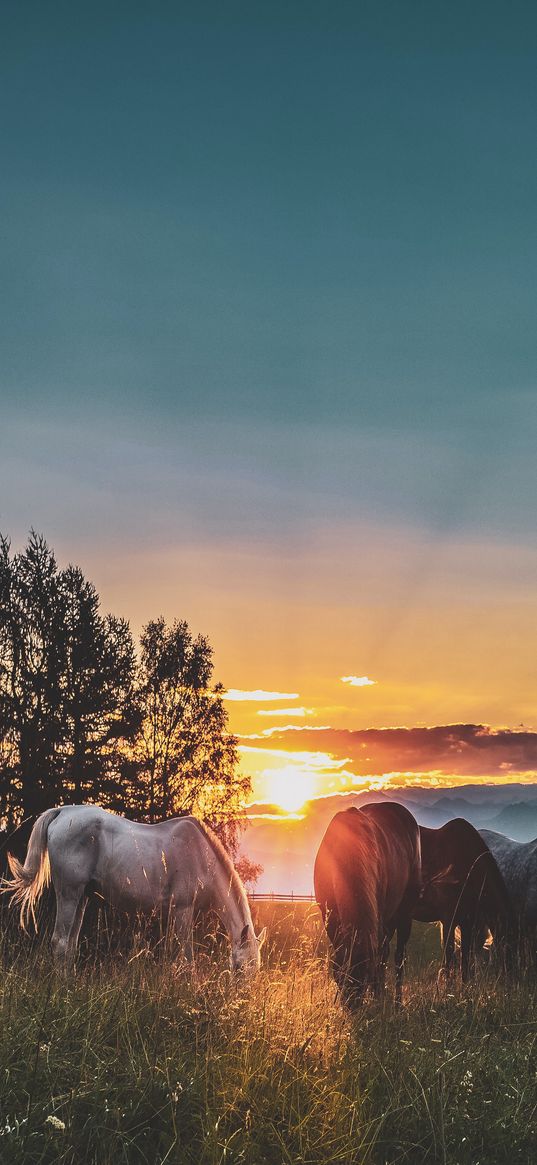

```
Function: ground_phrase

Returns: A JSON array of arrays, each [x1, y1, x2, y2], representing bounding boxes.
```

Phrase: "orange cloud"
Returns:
[[224, 688, 299, 702], [256, 707, 312, 717], [246, 724, 537, 782]]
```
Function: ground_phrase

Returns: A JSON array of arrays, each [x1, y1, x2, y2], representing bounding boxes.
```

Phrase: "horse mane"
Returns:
[[189, 817, 249, 911], [322, 809, 380, 960]]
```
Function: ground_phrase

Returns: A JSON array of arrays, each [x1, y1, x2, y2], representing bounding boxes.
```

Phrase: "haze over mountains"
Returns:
[[244, 785, 537, 894]]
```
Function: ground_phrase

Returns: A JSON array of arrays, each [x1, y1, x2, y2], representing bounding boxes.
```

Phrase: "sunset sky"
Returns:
[[1, 3, 536, 811]]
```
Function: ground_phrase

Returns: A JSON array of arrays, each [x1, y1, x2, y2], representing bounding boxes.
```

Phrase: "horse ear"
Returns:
[[240, 924, 250, 947], [258, 926, 267, 948]]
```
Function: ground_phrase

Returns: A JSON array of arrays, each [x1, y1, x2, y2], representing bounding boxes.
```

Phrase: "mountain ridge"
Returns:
[[243, 783, 537, 893]]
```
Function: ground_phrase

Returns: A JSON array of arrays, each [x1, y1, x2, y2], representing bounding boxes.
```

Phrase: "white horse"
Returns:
[[4, 805, 266, 972], [479, 828, 537, 962]]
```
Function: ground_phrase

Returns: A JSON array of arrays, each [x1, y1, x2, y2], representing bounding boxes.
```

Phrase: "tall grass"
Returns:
[[0, 904, 535, 1164]]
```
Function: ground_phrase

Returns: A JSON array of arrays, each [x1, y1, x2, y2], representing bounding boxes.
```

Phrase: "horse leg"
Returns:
[[394, 919, 411, 1005], [174, 905, 195, 964], [336, 930, 366, 1009], [441, 920, 457, 980], [374, 935, 389, 998], [51, 887, 87, 970], [460, 920, 476, 983], [325, 912, 348, 993]]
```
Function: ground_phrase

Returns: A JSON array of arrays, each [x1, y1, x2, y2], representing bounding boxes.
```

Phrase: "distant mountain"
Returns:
[[243, 784, 537, 893], [431, 796, 475, 814], [425, 795, 495, 826], [435, 784, 537, 805], [484, 802, 537, 842]]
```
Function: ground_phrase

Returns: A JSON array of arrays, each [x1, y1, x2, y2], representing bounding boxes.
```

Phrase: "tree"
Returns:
[[0, 533, 137, 827], [0, 535, 257, 878], [127, 618, 251, 851], [57, 564, 138, 806], [235, 853, 263, 889], [0, 532, 65, 822]]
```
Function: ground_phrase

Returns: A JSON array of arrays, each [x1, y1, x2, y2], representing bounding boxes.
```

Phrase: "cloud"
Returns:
[[243, 807, 295, 820], [256, 707, 312, 717], [239, 725, 331, 739], [239, 744, 348, 771], [341, 675, 376, 687], [248, 724, 537, 781], [223, 689, 299, 702]]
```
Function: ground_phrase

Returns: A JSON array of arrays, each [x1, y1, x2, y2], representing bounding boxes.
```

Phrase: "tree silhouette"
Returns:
[[0, 533, 64, 821], [127, 618, 250, 850], [0, 535, 254, 869], [57, 564, 137, 806], [0, 533, 137, 826]]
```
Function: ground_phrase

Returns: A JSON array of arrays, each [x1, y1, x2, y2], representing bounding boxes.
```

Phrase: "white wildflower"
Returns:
[[45, 1115, 65, 1131]]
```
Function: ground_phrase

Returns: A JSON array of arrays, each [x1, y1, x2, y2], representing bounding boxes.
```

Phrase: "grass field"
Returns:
[[0, 902, 535, 1165]]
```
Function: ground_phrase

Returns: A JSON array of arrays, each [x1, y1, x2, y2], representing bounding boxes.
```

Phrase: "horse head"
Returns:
[[231, 923, 267, 976]]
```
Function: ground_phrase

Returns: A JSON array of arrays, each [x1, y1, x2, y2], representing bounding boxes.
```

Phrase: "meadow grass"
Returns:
[[0, 903, 535, 1165]]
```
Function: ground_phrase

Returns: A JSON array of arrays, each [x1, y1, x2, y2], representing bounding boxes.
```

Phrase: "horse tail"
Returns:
[[2, 807, 63, 931]]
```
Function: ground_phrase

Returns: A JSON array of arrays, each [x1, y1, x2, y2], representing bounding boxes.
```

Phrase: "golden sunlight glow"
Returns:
[[265, 767, 317, 814]]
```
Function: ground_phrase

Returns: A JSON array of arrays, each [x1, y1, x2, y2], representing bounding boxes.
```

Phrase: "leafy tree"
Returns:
[[235, 853, 263, 889], [57, 564, 138, 806], [0, 533, 65, 821], [127, 618, 250, 851], [0, 533, 137, 826], [0, 536, 257, 878]]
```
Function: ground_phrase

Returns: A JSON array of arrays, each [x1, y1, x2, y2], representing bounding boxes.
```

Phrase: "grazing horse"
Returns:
[[2, 805, 266, 972], [314, 802, 422, 1007], [414, 819, 511, 981], [479, 829, 537, 963]]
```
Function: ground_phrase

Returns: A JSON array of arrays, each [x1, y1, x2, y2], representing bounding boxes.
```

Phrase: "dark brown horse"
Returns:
[[314, 802, 422, 1007], [415, 819, 511, 981]]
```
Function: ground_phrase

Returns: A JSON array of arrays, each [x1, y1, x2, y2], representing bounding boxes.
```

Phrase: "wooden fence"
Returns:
[[248, 892, 315, 902]]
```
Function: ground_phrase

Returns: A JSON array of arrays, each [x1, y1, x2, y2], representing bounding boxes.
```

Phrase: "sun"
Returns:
[[266, 768, 316, 814]]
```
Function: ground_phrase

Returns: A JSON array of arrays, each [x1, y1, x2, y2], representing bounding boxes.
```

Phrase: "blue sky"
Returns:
[[1, 3, 536, 741], [3, 2, 537, 437]]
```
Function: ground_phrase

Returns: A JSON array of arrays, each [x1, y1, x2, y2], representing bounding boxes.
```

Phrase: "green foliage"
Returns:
[[124, 618, 249, 848], [59, 565, 137, 804], [0, 533, 137, 825], [0, 911, 535, 1165], [0, 535, 250, 849]]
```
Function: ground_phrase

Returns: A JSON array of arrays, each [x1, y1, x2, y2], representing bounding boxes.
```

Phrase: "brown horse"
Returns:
[[415, 819, 511, 981], [314, 802, 422, 1007]]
